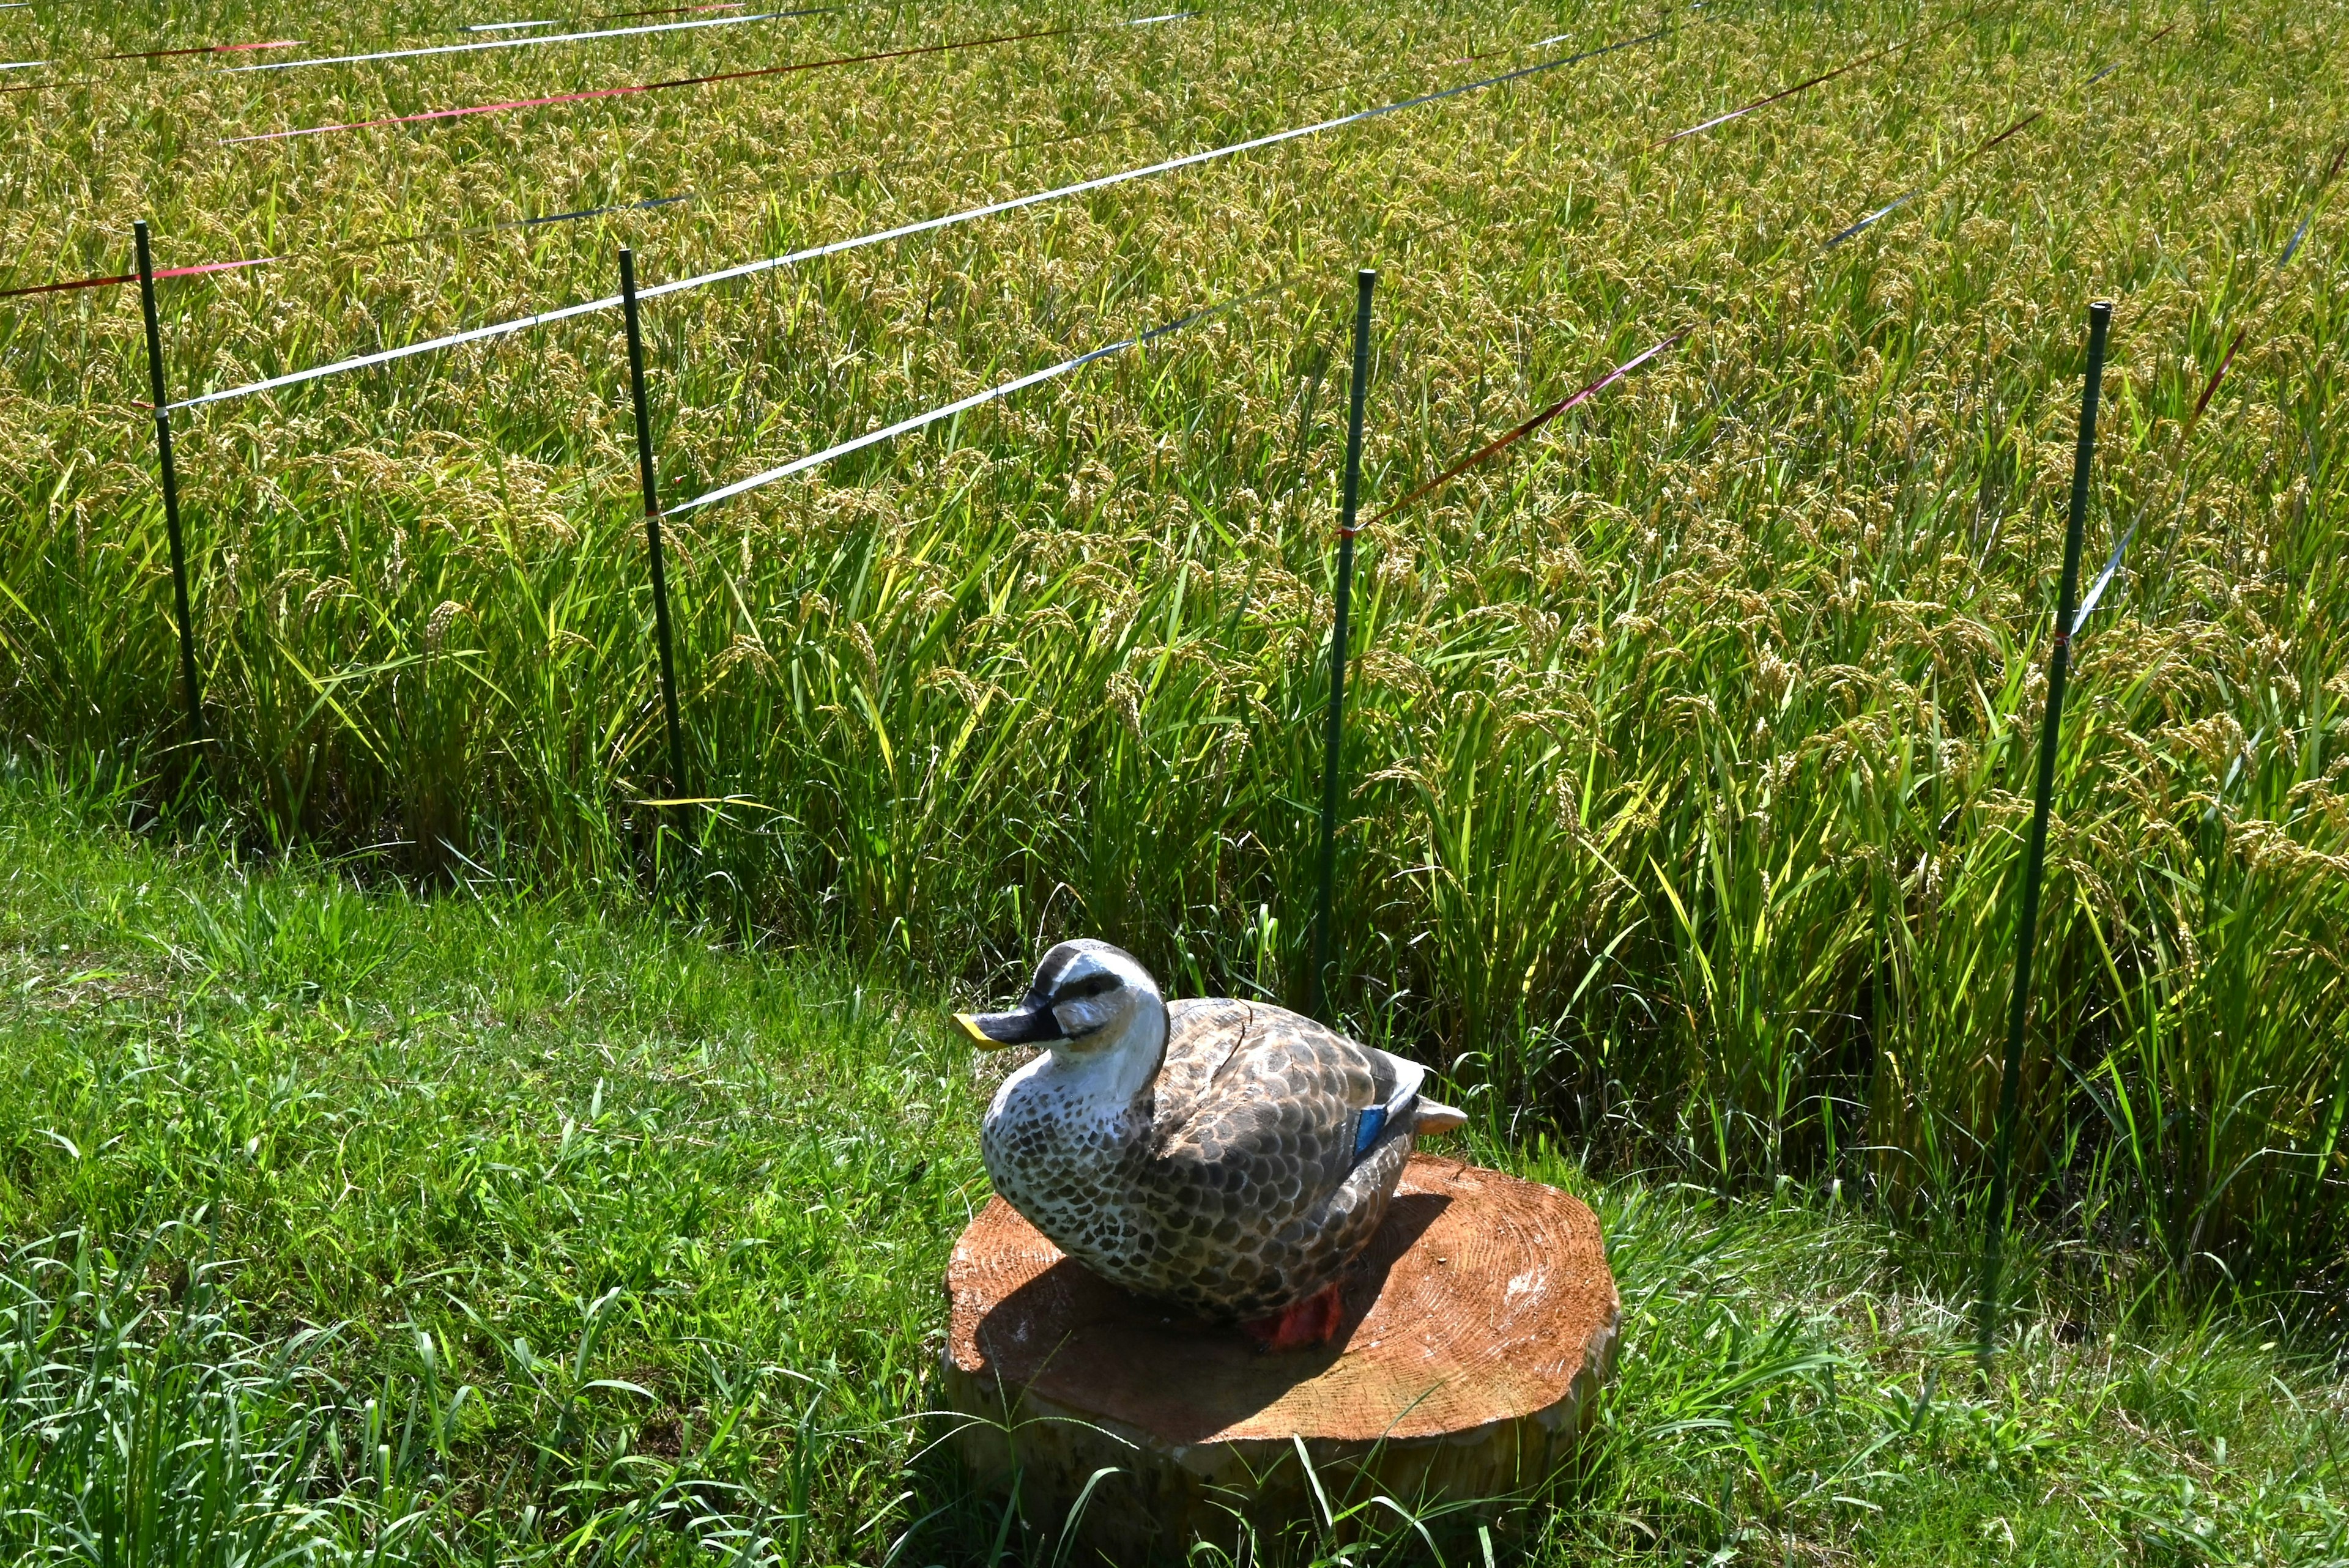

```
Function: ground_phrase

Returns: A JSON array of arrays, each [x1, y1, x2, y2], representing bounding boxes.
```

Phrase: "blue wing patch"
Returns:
[[1352, 1105, 1387, 1159]]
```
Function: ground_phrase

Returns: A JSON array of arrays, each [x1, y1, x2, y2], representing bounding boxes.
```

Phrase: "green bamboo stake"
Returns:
[[619, 248, 688, 808], [1310, 268, 1376, 1022], [134, 221, 205, 777], [1976, 299, 2111, 1369]]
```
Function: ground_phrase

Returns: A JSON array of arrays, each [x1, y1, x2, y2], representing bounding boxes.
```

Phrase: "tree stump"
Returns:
[[940, 1153, 1619, 1559]]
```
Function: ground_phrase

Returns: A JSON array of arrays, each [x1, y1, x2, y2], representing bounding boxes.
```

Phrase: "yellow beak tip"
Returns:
[[954, 1012, 998, 1048]]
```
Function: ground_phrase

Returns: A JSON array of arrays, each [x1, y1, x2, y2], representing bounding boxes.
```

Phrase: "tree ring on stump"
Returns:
[[940, 1153, 1620, 1556]]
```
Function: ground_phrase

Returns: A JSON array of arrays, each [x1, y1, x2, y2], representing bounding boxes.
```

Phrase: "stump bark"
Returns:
[[940, 1153, 1619, 1559]]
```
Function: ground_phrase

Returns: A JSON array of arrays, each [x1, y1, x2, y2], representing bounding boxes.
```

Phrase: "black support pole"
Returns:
[[135, 221, 205, 770], [1311, 268, 1376, 1022], [620, 248, 688, 807], [1976, 299, 2112, 1369]]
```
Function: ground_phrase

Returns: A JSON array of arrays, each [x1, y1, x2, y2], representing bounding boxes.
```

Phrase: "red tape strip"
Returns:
[[2187, 326, 2247, 427], [105, 39, 303, 60], [1353, 332, 1687, 533], [227, 25, 1072, 143], [0, 255, 273, 302]]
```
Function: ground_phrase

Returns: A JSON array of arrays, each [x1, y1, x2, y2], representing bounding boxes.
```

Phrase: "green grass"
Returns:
[[1, 0, 2347, 1551], [3, 775, 2346, 1564], [3, 0, 2345, 1287]]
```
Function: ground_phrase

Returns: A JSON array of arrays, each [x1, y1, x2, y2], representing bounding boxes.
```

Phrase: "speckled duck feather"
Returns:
[[982, 999, 1436, 1320]]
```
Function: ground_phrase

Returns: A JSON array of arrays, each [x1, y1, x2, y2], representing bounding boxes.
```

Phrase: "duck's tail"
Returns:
[[1365, 1045, 1471, 1145], [1412, 1100, 1469, 1136]]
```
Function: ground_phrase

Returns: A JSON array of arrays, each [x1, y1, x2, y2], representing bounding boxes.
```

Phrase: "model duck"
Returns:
[[958, 939, 1466, 1349]]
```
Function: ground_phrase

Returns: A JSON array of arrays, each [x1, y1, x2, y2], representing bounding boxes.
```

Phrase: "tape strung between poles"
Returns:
[[1820, 108, 2038, 248], [1819, 20, 2177, 251], [1656, 6, 1980, 146], [221, 8, 824, 73], [224, 24, 1078, 143], [106, 39, 304, 59], [173, 24, 1671, 412], [2106, 133, 2344, 617], [671, 286, 1279, 514], [1355, 333, 1685, 532], [1362, 19, 2183, 531], [0, 254, 272, 301], [0, 196, 688, 302]]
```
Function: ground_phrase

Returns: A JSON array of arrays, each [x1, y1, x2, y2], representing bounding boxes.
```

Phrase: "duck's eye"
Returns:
[[1053, 971, 1124, 1004]]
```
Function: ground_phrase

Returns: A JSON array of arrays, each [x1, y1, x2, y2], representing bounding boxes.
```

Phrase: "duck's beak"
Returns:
[[955, 1004, 1065, 1049]]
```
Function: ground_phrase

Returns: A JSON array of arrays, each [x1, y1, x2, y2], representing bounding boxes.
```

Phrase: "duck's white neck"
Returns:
[[993, 999, 1169, 1125]]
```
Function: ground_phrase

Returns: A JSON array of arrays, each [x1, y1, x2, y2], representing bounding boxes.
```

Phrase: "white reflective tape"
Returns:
[[177, 297, 622, 410], [672, 292, 1256, 512], [225, 9, 806, 72], [2070, 520, 2137, 635], [1822, 191, 1915, 249], [675, 345, 1131, 512]]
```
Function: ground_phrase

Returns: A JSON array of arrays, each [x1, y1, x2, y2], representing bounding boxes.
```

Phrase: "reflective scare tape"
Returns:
[[174, 25, 1669, 410], [105, 39, 304, 59], [672, 288, 1273, 513], [2069, 520, 2136, 635], [1822, 192, 1917, 248], [1657, 7, 1978, 146], [502, 192, 694, 229], [1355, 332, 1684, 531], [2277, 144, 2347, 269], [1978, 108, 2044, 150], [223, 8, 821, 73], [0, 254, 273, 302], [385, 191, 696, 246], [2186, 325, 2247, 429], [2187, 144, 2345, 422], [2277, 207, 2318, 267], [1815, 18, 2180, 254], [223, 24, 1074, 142], [1818, 108, 2038, 251], [0, 197, 688, 302]]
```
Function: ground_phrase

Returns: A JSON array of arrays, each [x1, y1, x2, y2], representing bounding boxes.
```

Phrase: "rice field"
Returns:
[[1, 0, 2344, 1324]]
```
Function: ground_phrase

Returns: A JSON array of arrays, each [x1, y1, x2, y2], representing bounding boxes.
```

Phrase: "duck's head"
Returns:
[[956, 939, 1165, 1061]]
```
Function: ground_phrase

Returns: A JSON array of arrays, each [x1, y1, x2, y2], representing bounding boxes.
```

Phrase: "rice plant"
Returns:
[[0, 0, 2342, 1293]]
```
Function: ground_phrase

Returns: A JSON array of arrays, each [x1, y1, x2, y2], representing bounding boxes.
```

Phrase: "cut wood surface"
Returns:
[[941, 1153, 1619, 1556]]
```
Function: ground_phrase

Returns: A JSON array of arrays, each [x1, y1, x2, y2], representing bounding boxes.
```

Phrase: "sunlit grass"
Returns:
[[2, 777, 2345, 1564], [0, 0, 2343, 1301]]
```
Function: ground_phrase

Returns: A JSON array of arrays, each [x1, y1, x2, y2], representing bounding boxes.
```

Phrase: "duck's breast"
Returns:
[[982, 1061, 1148, 1262]]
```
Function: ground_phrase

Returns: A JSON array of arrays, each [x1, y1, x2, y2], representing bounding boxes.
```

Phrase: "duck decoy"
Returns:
[[958, 939, 1466, 1349]]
